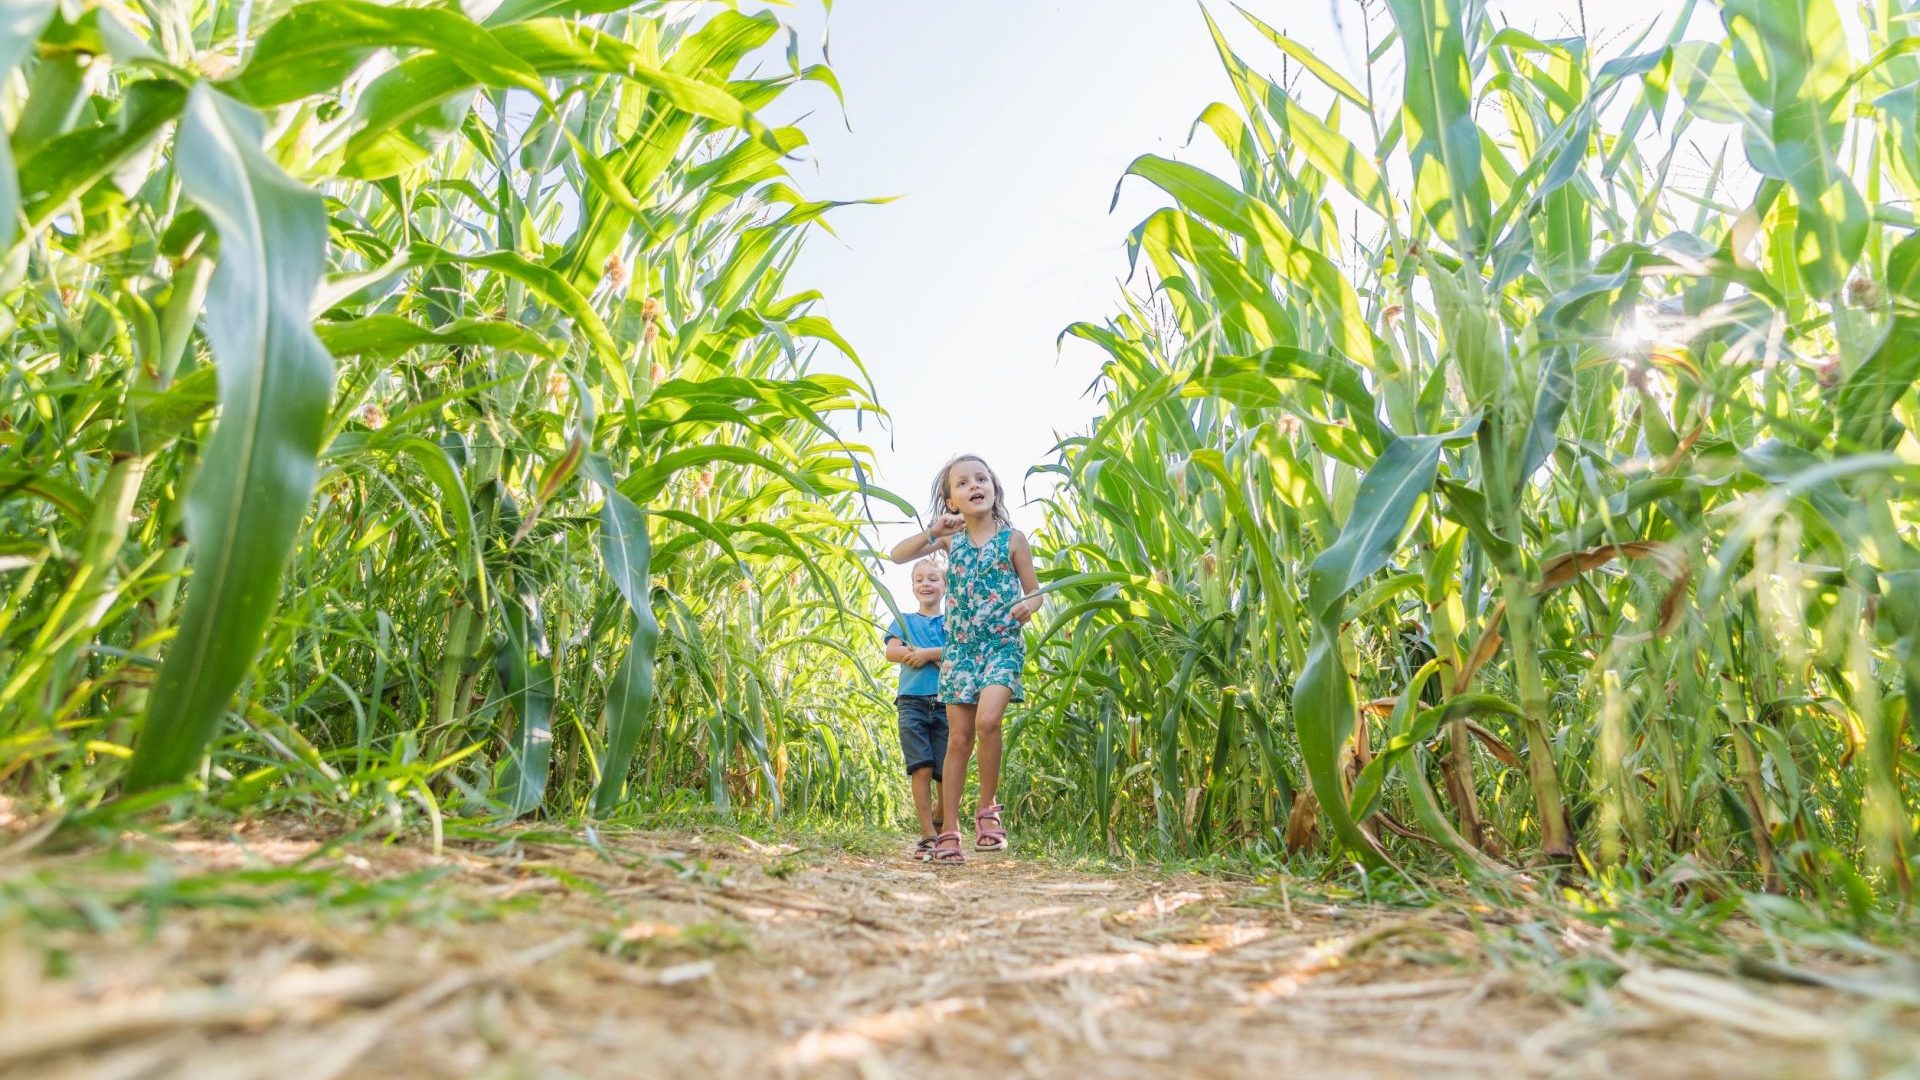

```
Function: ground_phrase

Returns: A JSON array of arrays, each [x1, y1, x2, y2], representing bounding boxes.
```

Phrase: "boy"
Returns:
[[883, 556, 948, 860]]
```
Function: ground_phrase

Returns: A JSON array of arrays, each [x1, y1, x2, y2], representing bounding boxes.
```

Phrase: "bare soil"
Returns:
[[2, 820, 1914, 1079]]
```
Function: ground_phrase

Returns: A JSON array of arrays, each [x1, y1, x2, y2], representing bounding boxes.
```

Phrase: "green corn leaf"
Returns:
[[1834, 232, 1920, 449], [1293, 434, 1445, 861], [647, 508, 748, 572], [14, 79, 187, 235], [1193, 347, 1385, 449], [1199, 7, 1282, 161], [340, 18, 779, 180], [1118, 156, 1373, 366], [1403, 742, 1507, 873], [1720, 0, 1865, 296], [494, 582, 555, 817], [1187, 449, 1291, 627], [125, 87, 336, 791], [1155, 647, 1205, 842], [315, 315, 560, 359], [1130, 208, 1296, 347], [1193, 688, 1244, 845], [667, 9, 783, 78], [221, 0, 545, 108], [1352, 684, 1525, 821], [1437, 479, 1516, 566], [6, 8, 94, 157], [1520, 346, 1575, 482], [620, 444, 818, 505], [113, 366, 218, 457], [0, 0, 57, 251], [331, 53, 478, 180], [0, 0, 53, 102], [385, 437, 483, 595], [1292, 633, 1373, 854], [1266, 84, 1394, 220], [1347, 661, 1443, 822], [406, 244, 628, 397], [1115, 155, 1254, 236], [0, 469, 91, 526], [482, 0, 641, 25], [1234, 4, 1370, 108], [1384, 0, 1492, 256], [1307, 435, 1445, 614], [583, 453, 660, 814]]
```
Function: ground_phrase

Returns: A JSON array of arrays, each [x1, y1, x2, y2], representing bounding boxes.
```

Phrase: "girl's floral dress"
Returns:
[[939, 526, 1026, 704]]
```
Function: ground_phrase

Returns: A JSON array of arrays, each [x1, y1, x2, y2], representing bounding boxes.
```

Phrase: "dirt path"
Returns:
[[3, 822, 1914, 1079]]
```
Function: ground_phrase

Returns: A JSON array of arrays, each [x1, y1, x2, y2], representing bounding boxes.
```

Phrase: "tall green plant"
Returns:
[[1, 0, 905, 824], [1018, 0, 1920, 905]]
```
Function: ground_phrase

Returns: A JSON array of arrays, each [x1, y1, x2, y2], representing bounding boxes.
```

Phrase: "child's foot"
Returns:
[[974, 803, 1007, 851], [930, 831, 965, 866], [910, 836, 937, 862]]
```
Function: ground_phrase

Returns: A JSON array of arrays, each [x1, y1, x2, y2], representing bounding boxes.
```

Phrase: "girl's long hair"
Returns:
[[928, 453, 1013, 531]]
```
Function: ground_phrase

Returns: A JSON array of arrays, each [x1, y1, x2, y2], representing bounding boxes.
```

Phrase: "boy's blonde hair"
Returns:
[[928, 453, 1013, 529], [911, 553, 946, 576]]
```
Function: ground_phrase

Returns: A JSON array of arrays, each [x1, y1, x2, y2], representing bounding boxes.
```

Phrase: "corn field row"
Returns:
[[1010, 0, 1920, 906], [3, 1, 906, 826]]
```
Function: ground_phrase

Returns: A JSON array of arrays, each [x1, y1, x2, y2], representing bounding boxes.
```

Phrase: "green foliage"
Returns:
[[1015, 0, 1920, 909], [126, 87, 336, 791], [1, 0, 901, 824]]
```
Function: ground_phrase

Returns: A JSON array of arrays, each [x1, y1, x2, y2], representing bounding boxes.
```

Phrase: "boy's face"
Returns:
[[912, 562, 944, 604]]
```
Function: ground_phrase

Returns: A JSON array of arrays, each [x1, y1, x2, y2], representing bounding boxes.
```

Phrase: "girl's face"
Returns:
[[912, 561, 944, 603], [946, 459, 998, 517]]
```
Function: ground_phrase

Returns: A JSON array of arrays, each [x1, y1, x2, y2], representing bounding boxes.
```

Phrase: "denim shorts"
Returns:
[[896, 695, 948, 779]]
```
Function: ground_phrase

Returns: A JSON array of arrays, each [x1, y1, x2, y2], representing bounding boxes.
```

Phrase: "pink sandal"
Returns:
[[974, 803, 1008, 851], [931, 831, 965, 865]]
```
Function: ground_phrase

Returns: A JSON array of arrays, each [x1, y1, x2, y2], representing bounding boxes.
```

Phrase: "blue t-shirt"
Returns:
[[885, 611, 946, 697]]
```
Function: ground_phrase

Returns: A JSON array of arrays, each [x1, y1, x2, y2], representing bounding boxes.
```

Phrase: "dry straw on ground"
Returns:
[[2, 820, 1915, 1079]]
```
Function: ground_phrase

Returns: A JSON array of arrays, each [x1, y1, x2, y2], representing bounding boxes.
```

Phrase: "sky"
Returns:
[[745, 0, 1706, 606]]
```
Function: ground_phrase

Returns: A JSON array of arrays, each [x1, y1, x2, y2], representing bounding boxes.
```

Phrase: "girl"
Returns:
[[889, 454, 1042, 865]]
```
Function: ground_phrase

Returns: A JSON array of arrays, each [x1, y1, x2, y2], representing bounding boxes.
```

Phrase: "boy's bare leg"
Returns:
[[940, 704, 975, 835], [974, 685, 1012, 812], [910, 766, 935, 836]]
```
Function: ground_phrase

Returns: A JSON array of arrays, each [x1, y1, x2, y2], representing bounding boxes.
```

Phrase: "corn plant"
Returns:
[[1017, 0, 1920, 905], [1, 0, 906, 823]]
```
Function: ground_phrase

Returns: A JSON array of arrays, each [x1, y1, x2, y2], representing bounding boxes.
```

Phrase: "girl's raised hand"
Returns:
[[929, 513, 966, 537]]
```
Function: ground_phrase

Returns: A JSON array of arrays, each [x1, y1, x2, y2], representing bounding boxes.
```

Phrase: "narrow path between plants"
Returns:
[[2, 822, 1912, 1079]]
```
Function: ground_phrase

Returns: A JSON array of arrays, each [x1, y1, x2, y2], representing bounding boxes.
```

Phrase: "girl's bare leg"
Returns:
[[975, 685, 1012, 811], [940, 703, 975, 834]]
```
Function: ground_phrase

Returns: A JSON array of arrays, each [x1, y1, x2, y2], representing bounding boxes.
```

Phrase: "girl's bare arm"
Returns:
[[1008, 531, 1043, 623], [888, 513, 963, 563]]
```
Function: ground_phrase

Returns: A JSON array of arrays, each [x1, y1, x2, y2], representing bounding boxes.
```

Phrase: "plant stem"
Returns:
[[1500, 583, 1575, 863]]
